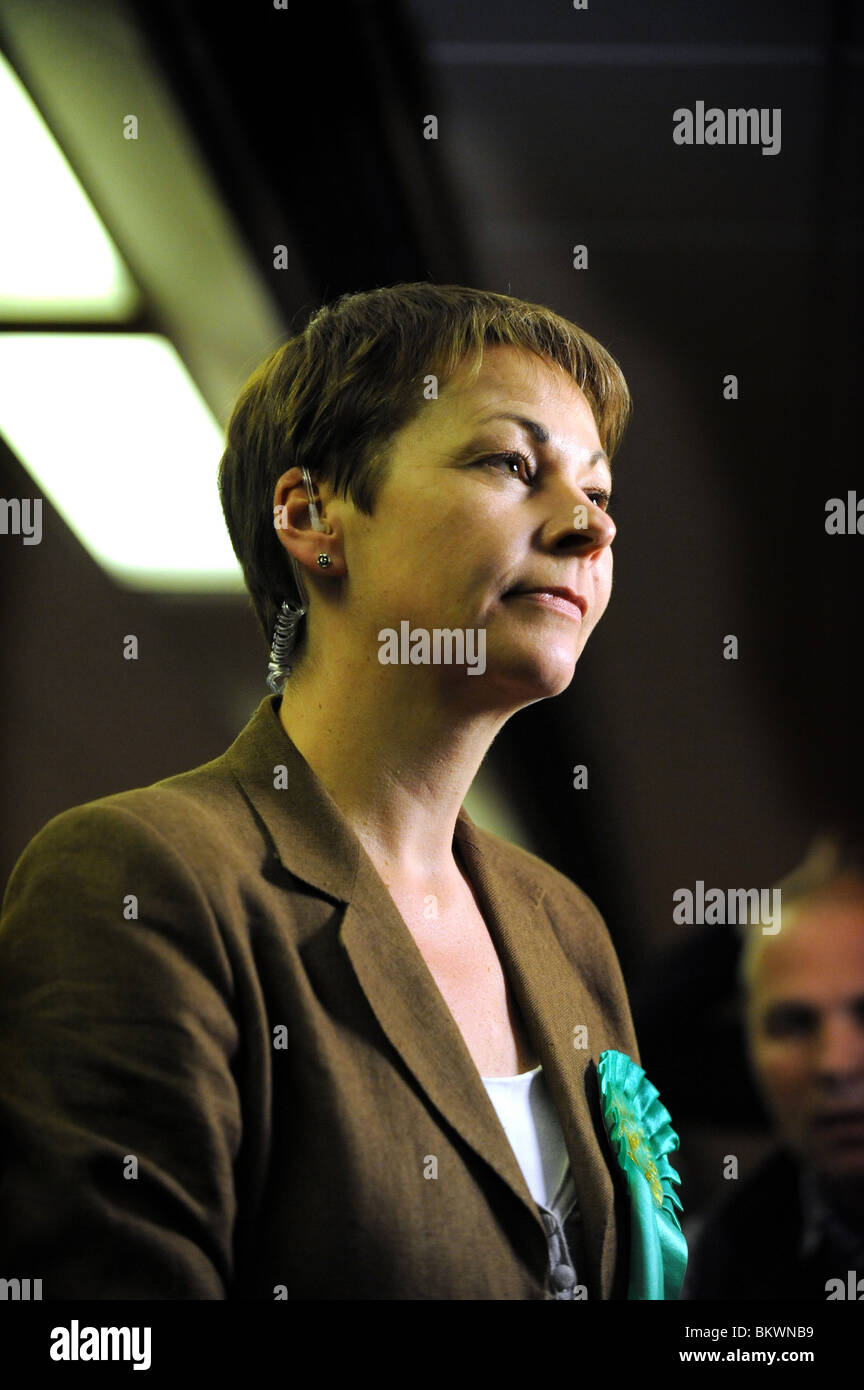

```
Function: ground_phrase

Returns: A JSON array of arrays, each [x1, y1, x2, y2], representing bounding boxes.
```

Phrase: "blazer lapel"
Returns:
[[453, 813, 620, 1298], [224, 697, 617, 1293], [336, 854, 551, 1231]]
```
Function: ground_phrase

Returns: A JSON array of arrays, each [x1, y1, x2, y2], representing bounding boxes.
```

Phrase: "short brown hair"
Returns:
[[218, 282, 631, 655]]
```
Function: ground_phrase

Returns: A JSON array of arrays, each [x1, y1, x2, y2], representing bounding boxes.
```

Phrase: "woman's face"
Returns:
[[340, 343, 617, 706]]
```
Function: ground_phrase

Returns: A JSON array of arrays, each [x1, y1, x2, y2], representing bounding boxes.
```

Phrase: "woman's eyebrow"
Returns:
[[477, 412, 550, 444], [475, 413, 612, 475]]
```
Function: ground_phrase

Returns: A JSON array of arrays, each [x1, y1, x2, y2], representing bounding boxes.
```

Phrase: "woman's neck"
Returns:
[[277, 655, 509, 879]]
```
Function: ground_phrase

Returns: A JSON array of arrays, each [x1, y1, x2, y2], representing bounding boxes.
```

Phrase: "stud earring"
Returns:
[[317, 553, 332, 568]]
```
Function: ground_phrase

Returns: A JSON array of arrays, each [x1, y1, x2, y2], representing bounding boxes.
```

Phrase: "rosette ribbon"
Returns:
[[597, 1049, 688, 1300]]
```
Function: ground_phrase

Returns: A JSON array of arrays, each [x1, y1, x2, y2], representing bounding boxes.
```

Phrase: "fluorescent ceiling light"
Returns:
[[0, 50, 139, 319], [0, 333, 244, 591]]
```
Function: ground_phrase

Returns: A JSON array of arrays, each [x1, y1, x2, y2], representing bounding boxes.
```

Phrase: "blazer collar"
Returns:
[[222, 695, 618, 1296]]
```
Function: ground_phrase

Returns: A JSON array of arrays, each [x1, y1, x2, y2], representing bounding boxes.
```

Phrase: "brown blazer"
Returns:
[[0, 695, 639, 1300]]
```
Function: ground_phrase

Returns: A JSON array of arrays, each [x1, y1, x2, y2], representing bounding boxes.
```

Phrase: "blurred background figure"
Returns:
[[682, 835, 864, 1299]]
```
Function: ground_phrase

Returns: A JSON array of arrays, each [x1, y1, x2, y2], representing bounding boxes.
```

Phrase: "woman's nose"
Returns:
[[562, 494, 616, 556]]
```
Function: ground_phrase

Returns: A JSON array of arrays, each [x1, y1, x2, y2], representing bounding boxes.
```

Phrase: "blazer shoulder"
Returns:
[[0, 764, 275, 1016], [4, 750, 258, 904]]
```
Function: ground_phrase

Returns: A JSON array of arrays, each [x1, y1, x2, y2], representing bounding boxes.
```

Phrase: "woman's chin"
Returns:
[[477, 647, 580, 703]]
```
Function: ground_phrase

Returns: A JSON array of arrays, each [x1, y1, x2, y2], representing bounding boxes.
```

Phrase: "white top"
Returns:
[[481, 1062, 573, 1215]]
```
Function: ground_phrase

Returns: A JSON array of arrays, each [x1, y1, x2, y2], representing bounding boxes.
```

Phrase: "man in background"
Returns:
[[683, 834, 864, 1300]]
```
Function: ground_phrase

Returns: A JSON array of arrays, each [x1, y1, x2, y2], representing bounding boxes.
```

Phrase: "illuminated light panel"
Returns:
[[0, 50, 139, 319], [0, 334, 243, 590]]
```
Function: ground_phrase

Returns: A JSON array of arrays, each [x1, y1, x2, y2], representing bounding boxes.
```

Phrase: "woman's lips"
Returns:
[[506, 589, 586, 619]]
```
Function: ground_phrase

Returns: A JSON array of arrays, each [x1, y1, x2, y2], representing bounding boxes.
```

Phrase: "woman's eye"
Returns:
[[483, 451, 535, 483], [479, 456, 612, 510], [586, 490, 612, 511]]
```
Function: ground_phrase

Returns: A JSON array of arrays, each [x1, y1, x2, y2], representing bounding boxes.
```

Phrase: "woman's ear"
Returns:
[[272, 467, 343, 575]]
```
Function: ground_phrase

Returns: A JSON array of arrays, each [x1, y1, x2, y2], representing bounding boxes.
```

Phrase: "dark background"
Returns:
[[1, 0, 861, 1221]]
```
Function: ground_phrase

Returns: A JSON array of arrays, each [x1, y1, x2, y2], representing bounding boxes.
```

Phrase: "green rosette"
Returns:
[[597, 1049, 688, 1300]]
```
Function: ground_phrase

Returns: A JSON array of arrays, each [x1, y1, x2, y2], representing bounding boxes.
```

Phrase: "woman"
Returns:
[[0, 283, 681, 1300]]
